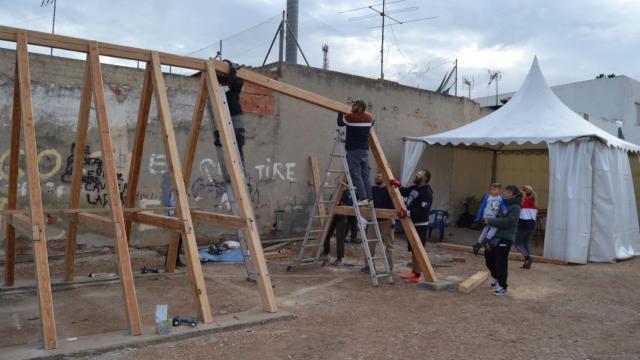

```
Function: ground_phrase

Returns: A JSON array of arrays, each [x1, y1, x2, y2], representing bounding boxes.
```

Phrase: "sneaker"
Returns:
[[489, 278, 498, 288], [494, 286, 507, 296], [332, 259, 342, 266], [357, 199, 370, 207], [360, 266, 370, 273], [403, 275, 422, 284], [523, 257, 533, 269], [400, 271, 419, 280]]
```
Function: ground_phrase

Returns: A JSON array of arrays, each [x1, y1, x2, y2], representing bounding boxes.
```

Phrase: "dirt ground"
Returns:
[[1, 230, 639, 360]]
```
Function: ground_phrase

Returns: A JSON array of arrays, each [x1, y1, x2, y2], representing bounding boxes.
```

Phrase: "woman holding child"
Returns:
[[515, 185, 538, 269], [483, 185, 522, 296]]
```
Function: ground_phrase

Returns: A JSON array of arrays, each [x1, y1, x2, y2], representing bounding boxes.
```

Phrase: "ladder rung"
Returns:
[[330, 154, 344, 158], [308, 229, 323, 233], [327, 169, 344, 173], [375, 273, 391, 278], [370, 256, 386, 261], [322, 185, 338, 189], [303, 244, 320, 247], [365, 221, 377, 225], [365, 239, 379, 242], [314, 215, 329, 218], [318, 200, 334, 203]]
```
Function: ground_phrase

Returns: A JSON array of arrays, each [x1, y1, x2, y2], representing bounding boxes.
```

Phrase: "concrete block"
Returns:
[[416, 280, 457, 292]]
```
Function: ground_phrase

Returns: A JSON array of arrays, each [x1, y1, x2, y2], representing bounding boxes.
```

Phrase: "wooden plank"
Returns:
[[435, 242, 570, 265], [16, 30, 58, 350], [4, 59, 21, 287], [204, 59, 278, 313], [190, 210, 247, 229], [72, 212, 115, 237], [88, 42, 142, 336], [458, 271, 489, 294], [264, 249, 292, 260], [8, 213, 32, 235], [369, 130, 438, 282], [333, 206, 397, 219], [125, 212, 183, 232], [150, 52, 213, 323], [309, 155, 327, 228], [166, 75, 207, 273], [124, 64, 153, 240], [64, 53, 92, 282]]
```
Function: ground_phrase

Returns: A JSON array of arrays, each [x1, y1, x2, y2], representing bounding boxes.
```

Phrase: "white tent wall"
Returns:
[[495, 152, 550, 209], [544, 141, 594, 263], [589, 144, 640, 262]]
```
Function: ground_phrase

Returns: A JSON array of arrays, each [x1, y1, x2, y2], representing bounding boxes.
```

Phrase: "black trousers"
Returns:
[[323, 216, 347, 259], [484, 238, 512, 289], [214, 128, 246, 164]]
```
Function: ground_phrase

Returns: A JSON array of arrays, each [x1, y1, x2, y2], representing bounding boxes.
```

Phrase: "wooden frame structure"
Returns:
[[0, 25, 437, 350]]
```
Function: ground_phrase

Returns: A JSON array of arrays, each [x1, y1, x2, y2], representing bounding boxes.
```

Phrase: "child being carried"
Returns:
[[473, 183, 507, 255]]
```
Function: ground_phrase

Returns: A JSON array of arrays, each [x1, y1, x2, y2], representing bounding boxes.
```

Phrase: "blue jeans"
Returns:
[[346, 149, 372, 201]]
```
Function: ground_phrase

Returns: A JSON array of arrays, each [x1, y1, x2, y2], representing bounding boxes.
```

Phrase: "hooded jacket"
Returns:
[[486, 196, 522, 242]]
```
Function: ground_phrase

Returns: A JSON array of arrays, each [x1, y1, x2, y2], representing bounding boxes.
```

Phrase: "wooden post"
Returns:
[[4, 61, 21, 287], [64, 55, 92, 281], [309, 155, 326, 228], [88, 42, 142, 335], [16, 30, 58, 350], [166, 75, 207, 272], [150, 52, 213, 323], [124, 64, 153, 240], [204, 59, 278, 313], [369, 130, 438, 282]]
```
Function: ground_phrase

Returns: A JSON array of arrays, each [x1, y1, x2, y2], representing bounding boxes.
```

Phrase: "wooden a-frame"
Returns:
[[0, 25, 437, 351]]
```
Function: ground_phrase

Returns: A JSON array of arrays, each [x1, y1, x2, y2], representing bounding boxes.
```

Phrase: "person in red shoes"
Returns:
[[397, 169, 433, 283]]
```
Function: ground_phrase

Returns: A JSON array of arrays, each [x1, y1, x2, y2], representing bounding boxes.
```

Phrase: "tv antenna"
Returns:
[[41, 0, 57, 56], [341, 0, 437, 80], [488, 70, 502, 106], [462, 75, 474, 99]]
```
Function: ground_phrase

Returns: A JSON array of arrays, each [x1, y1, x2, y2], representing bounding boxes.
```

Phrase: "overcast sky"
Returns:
[[1, 0, 638, 99]]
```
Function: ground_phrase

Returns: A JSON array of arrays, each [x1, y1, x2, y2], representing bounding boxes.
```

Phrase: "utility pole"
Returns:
[[322, 44, 329, 70], [454, 59, 458, 96], [41, 0, 57, 56]]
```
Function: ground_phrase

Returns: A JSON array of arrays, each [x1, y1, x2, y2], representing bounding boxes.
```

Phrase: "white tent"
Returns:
[[401, 57, 640, 263]]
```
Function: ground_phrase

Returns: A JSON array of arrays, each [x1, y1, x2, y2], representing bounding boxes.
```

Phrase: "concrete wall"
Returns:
[[0, 49, 488, 251]]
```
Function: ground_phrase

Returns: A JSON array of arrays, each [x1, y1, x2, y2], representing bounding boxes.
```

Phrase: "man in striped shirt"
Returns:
[[337, 99, 373, 206]]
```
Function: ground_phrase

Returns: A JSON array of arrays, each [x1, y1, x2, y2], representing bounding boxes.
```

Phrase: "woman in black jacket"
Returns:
[[483, 185, 522, 296]]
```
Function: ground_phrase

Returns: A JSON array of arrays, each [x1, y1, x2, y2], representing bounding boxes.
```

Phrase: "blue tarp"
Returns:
[[198, 247, 244, 263]]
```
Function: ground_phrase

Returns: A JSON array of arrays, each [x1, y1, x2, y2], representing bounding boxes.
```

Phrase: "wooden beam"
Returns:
[[204, 59, 278, 313], [435, 242, 570, 265], [309, 155, 327, 228], [458, 271, 489, 294], [125, 212, 183, 232], [190, 210, 247, 229], [150, 52, 213, 323], [88, 42, 142, 336], [369, 130, 438, 282], [333, 206, 397, 219], [64, 53, 92, 282], [124, 64, 153, 240], [16, 30, 57, 350], [73, 212, 115, 237], [166, 75, 208, 273], [8, 213, 32, 236], [4, 59, 21, 287]]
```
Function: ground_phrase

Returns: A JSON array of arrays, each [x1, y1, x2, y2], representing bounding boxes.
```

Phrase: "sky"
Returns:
[[0, 0, 639, 99]]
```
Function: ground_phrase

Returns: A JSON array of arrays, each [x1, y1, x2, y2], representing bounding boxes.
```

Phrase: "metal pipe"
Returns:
[[285, 0, 299, 64]]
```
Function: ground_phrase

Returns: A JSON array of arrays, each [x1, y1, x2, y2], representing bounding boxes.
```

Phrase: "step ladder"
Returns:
[[205, 92, 256, 282], [287, 130, 393, 286]]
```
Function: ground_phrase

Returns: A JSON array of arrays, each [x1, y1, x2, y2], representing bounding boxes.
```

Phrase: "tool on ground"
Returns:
[[172, 316, 199, 328], [205, 91, 256, 282], [141, 266, 160, 274], [87, 272, 117, 278], [287, 130, 393, 286]]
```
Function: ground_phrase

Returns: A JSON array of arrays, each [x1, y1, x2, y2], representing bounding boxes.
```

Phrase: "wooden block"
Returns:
[[125, 212, 183, 232], [458, 271, 490, 294]]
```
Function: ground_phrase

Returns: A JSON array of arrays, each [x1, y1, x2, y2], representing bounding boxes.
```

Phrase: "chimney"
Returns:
[[285, 0, 299, 64]]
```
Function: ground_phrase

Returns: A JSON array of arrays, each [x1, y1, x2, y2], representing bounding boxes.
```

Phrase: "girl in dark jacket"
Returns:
[[483, 185, 522, 296]]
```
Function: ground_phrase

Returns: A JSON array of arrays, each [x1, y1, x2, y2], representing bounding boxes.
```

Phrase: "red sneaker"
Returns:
[[403, 276, 422, 284], [400, 271, 419, 280]]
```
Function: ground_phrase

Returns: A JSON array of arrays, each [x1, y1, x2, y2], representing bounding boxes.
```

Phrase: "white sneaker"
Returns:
[[494, 286, 507, 296], [357, 199, 370, 207], [489, 277, 498, 288]]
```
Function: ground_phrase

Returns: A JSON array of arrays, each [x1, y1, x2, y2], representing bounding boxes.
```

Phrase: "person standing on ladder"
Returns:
[[337, 99, 373, 206], [398, 170, 433, 284], [214, 60, 246, 165]]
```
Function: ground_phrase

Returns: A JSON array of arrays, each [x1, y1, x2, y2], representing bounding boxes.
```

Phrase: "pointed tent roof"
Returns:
[[406, 57, 640, 153]]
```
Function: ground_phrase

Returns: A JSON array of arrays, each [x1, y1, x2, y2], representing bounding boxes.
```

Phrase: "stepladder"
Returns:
[[204, 89, 256, 282], [288, 130, 393, 286]]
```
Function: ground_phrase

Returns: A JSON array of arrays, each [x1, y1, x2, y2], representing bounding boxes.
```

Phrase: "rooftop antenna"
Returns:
[[462, 75, 474, 99], [322, 44, 329, 70], [341, 0, 437, 80], [488, 69, 502, 106], [41, 0, 57, 56]]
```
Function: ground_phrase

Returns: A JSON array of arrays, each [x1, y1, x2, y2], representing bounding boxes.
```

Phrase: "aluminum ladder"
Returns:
[[288, 130, 393, 286]]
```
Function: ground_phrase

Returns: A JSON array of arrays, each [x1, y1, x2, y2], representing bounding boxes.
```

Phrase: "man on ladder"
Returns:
[[337, 99, 373, 206]]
